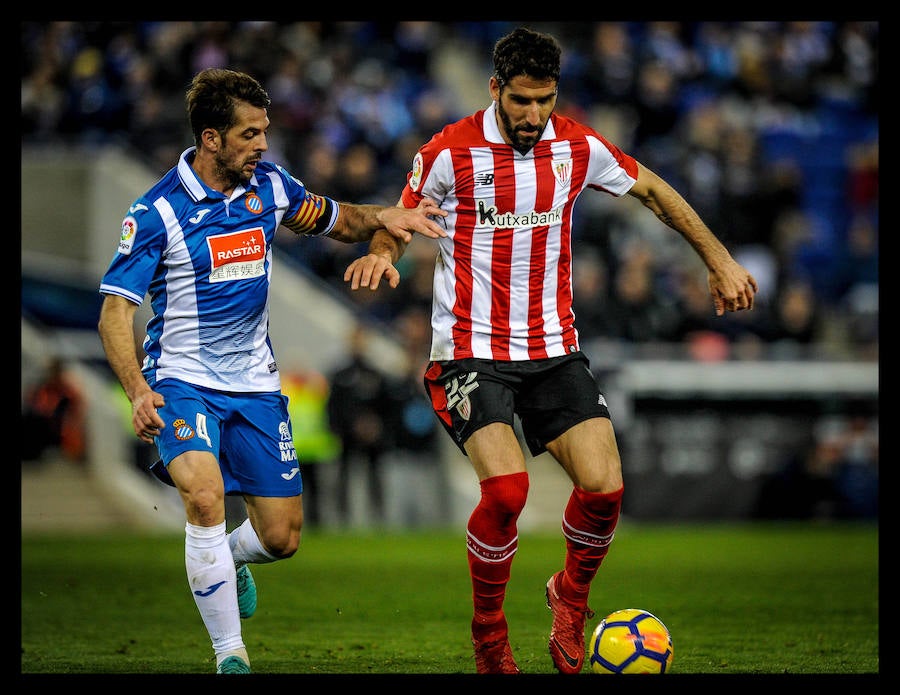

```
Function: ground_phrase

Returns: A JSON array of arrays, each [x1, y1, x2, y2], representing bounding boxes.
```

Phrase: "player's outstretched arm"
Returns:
[[332, 197, 446, 244], [628, 163, 759, 315]]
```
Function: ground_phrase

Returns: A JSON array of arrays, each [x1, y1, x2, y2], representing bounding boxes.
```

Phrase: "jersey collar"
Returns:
[[177, 147, 259, 203], [482, 102, 557, 147]]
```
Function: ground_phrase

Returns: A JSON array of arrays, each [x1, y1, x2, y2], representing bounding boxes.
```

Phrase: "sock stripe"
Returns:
[[466, 531, 518, 563], [561, 516, 616, 548]]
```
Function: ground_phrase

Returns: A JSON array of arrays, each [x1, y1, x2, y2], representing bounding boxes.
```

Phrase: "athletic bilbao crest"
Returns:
[[552, 158, 572, 186], [445, 371, 479, 422]]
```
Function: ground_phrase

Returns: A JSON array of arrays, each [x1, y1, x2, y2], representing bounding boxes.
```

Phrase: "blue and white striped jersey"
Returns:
[[100, 147, 340, 393]]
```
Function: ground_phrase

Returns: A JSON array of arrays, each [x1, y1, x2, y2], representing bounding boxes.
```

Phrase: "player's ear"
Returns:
[[489, 75, 501, 102], [201, 127, 220, 151]]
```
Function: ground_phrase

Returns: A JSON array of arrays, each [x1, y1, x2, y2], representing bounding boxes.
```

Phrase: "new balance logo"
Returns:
[[474, 172, 495, 186]]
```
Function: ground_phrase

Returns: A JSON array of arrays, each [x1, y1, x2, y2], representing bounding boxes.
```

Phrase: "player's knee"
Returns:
[[183, 490, 227, 525], [573, 482, 624, 515], [481, 471, 529, 517], [260, 526, 301, 559], [575, 455, 624, 493]]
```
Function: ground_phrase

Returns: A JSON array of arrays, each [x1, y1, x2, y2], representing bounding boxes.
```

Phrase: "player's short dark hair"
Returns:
[[492, 27, 561, 88], [186, 68, 271, 146]]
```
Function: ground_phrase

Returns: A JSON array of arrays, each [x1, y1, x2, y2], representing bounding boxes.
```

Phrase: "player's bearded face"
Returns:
[[214, 135, 257, 188], [495, 78, 557, 155], [213, 103, 268, 189]]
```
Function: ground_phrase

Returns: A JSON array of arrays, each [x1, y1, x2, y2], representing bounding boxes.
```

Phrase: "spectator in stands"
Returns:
[[22, 356, 86, 464], [764, 278, 824, 357], [383, 308, 449, 527], [606, 249, 679, 343], [326, 324, 393, 526]]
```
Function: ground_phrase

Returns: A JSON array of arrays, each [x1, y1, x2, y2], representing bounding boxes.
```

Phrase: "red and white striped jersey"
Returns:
[[400, 102, 639, 361]]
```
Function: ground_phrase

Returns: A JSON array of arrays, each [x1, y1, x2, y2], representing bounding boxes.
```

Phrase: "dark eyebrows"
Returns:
[[508, 91, 557, 105]]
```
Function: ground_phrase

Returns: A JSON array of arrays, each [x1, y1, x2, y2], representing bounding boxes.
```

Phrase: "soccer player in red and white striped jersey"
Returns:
[[348, 27, 758, 675]]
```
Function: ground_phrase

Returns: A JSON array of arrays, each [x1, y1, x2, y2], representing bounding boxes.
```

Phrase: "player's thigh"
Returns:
[[545, 417, 623, 493], [464, 422, 527, 480], [167, 449, 224, 493], [167, 449, 228, 525]]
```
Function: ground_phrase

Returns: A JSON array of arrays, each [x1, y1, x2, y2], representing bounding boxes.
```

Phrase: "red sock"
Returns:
[[466, 472, 529, 640], [560, 486, 624, 605]]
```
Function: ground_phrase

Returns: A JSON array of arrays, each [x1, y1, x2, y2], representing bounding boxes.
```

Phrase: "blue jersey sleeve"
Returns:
[[98, 198, 166, 304], [273, 163, 340, 237]]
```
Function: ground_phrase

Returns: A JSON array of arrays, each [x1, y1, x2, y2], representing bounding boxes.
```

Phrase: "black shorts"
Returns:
[[423, 352, 611, 457]]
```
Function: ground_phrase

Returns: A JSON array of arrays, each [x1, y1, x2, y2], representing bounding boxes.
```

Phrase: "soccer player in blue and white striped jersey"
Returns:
[[98, 68, 445, 674]]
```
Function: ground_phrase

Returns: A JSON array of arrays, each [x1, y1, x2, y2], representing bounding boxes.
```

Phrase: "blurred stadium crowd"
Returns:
[[21, 20, 878, 362]]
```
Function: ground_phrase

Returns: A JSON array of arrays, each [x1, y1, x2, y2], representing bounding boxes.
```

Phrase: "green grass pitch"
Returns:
[[21, 522, 878, 677]]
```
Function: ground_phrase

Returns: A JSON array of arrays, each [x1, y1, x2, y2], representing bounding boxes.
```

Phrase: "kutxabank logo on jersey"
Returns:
[[206, 227, 266, 283], [475, 200, 563, 229]]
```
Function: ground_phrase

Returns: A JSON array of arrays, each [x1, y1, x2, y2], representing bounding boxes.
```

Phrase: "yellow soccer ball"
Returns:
[[589, 608, 674, 674]]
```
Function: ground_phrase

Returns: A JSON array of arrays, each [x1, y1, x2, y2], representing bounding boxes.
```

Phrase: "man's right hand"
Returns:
[[377, 197, 447, 243], [344, 252, 400, 291], [131, 388, 166, 443]]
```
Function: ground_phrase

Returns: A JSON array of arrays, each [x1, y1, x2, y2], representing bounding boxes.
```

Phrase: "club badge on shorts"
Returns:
[[446, 371, 479, 422]]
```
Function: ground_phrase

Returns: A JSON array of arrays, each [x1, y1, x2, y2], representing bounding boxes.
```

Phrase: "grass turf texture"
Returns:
[[21, 522, 878, 676]]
